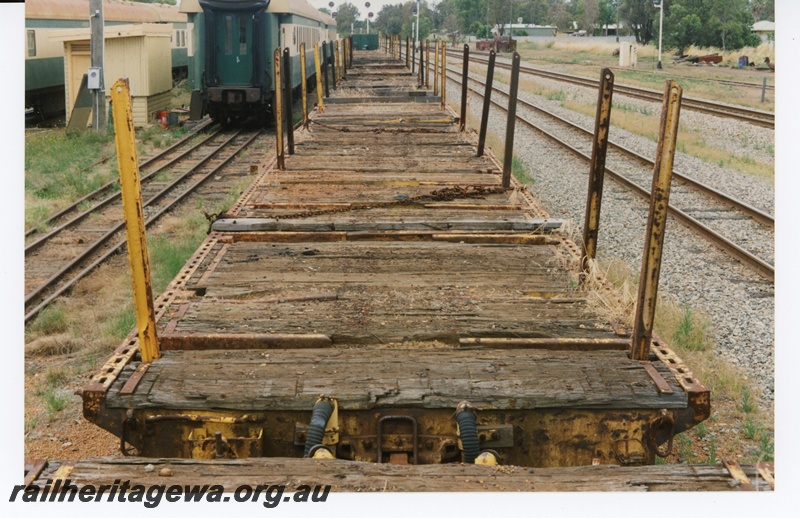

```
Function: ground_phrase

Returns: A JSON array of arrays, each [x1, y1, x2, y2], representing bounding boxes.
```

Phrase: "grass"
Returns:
[[561, 97, 774, 182], [672, 305, 710, 352], [35, 366, 72, 419], [28, 302, 69, 337], [25, 130, 116, 199], [103, 306, 137, 342]]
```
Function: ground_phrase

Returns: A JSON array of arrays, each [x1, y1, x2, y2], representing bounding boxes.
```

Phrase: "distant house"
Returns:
[[501, 24, 557, 37], [751, 20, 775, 42]]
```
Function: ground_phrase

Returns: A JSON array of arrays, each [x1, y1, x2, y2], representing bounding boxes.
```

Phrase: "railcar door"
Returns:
[[214, 12, 253, 85]]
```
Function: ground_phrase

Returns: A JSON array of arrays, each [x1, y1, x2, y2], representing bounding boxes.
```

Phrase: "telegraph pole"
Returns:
[[90, 0, 106, 131]]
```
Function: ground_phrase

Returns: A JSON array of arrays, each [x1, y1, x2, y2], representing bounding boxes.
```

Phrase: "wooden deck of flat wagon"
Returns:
[[81, 50, 710, 475]]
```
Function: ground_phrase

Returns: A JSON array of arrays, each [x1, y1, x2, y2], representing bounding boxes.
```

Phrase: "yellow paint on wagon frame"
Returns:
[[110, 79, 160, 363], [314, 42, 324, 113]]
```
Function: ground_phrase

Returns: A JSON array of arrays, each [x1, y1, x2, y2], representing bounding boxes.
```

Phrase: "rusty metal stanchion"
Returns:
[[459, 44, 469, 131], [433, 40, 439, 96], [110, 78, 159, 363], [630, 80, 683, 361], [314, 42, 324, 113], [425, 40, 430, 89], [406, 37, 410, 68], [412, 39, 416, 75], [476, 50, 496, 157], [273, 48, 285, 171], [581, 68, 615, 280], [440, 41, 447, 108], [335, 40, 341, 85], [300, 43, 308, 128], [322, 42, 330, 98], [501, 52, 520, 189], [283, 48, 294, 155]]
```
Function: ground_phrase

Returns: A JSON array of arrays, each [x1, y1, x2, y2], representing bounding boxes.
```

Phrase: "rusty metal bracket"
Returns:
[[376, 415, 419, 465], [120, 409, 139, 457], [648, 409, 676, 458]]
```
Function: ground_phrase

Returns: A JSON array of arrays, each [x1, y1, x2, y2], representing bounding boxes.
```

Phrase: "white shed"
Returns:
[[55, 23, 173, 127]]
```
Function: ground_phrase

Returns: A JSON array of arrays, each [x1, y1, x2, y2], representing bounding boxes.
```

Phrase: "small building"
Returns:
[[54, 23, 173, 127], [751, 20, 775, 42]]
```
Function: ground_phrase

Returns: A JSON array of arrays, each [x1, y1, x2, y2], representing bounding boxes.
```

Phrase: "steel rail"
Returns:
[[445, 69, 774, 281], [457, 69, 774, 231], [24, 129, 263, 323], [447, 50, 774, 129], [25, 118, 214, 239], [25, 126, 223, 255]]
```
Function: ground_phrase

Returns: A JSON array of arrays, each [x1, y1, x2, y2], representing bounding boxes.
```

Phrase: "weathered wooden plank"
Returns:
[[31, 457, 773, 492], [106, 348, 688, 412]]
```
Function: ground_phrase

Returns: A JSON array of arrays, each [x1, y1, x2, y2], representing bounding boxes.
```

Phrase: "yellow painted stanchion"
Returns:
[[314, 43, 324, 113], [274, 48, 285, 171], [109, 79, 159, 363], [300, 42, 308, 128], [441, 41, 447, 108]]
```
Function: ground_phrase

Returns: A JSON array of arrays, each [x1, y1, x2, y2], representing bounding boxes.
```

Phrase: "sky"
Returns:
[[307, 0, 438, 20]]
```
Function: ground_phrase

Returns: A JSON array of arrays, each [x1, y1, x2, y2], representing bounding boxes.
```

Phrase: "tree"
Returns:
[[598, 0, 618, 35], [663, 0, 760, 52], [334, 2, 360, 35], [574, 0, 601, 32], [619, 0, 656, 44], [749, 0, 774, 22]]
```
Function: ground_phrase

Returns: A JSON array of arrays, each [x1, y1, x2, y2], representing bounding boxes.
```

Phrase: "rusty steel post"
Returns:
[[322, 42, 330, 98], [581, 68, 615, 280], [501, 52, 521, 188], [335, 40, 341, 85], [425, 40, 430, 89], [300, 43, 308, 128], [412, 39, 416, 75], [406, 37, 410, 68], [460, 44, 469, 131], [477, 50, 496, 157], [273, 49, 285, 171], [631, 80, 683, 361], [440, 41, 446, 108], [349, 35, 353, 67], [433, 41, 439, 96], [314, 42, 324, 113], [283, 48, 294, 155], [110, 79, 160, 362]]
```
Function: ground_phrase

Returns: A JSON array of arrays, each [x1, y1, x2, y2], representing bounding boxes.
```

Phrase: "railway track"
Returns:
[[442, 65, 774, 281], [24, 125, 262, 323], [445, 49, 775, 129]]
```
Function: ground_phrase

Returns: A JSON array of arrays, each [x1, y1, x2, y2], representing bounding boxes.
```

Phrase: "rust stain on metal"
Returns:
[[640, 362, 674, 394], [631, 81, 682, 361]]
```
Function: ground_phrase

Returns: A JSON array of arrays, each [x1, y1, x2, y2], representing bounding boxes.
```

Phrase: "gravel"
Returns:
[[446, 70, 775, 408]]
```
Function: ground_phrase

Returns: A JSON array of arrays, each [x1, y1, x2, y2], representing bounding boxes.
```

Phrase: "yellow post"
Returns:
[[109, 79, 159, 363], [273, 48, 285, 171], [300, 42, 308, 128], [441, 41, 447, 108], [314, 42, 324, 113], [433, 40, 439, 96]]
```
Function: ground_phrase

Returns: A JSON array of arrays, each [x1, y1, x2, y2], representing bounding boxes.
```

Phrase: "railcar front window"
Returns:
[[239, 16, 247, 55], [225, 16, 233, 55], [27, 30, 36, 57]]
